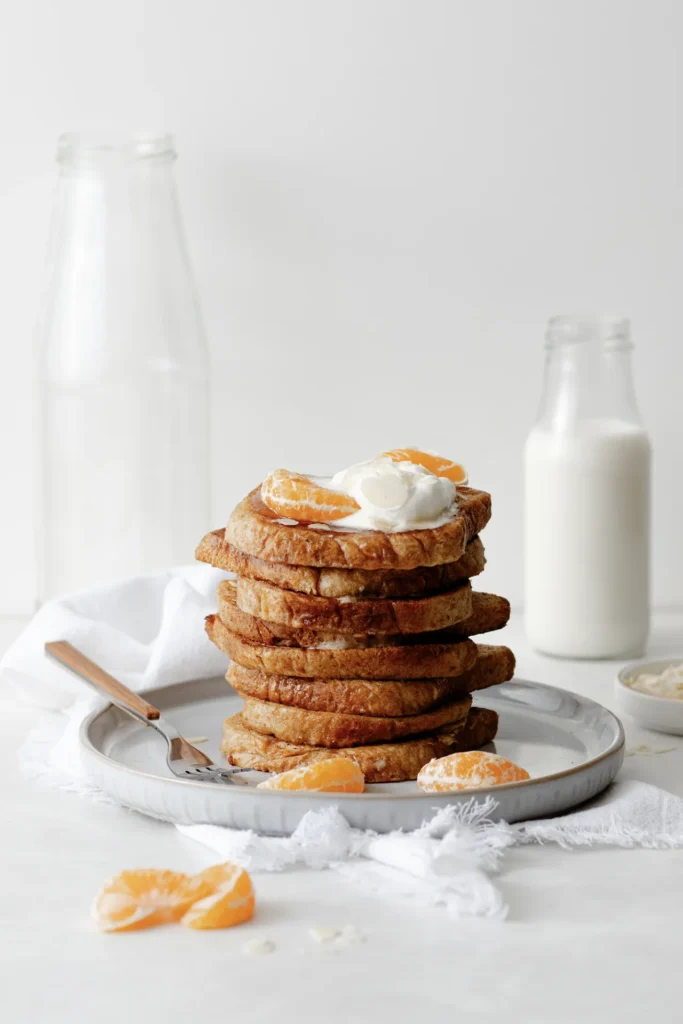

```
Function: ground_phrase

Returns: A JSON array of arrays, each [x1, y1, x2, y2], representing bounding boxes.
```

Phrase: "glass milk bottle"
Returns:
[[524, 315, 650, 658], [37, 135, 210, 601]]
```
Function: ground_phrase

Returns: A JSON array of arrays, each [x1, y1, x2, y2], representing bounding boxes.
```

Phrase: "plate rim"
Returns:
[[79, 676, 625, 801]]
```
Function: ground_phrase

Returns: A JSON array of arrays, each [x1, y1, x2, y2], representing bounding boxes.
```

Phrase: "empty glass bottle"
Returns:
[[37, 134, 210, 600]]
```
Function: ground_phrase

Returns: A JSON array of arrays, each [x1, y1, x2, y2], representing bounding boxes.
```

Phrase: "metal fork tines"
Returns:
[[165, 732, 250, 785], [45, 640, 250, 787], [180, 764, 251, 782]]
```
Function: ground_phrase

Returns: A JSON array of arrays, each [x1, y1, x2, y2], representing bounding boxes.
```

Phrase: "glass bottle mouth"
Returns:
[[57, 133, 176, 166], [546, 314, 632, 350]]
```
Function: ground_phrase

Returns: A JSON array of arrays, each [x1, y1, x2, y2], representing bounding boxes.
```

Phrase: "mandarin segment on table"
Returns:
[[180, 863, 255, 930], [92, 869, 211, 933], [92, 864, 256, 933]]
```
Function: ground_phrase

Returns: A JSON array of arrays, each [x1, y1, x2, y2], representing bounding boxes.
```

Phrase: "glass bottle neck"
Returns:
[[536, 317, 642, 430], [52, 134, 182, 248], [57, 134, 176, 173], [40, 133, 207, 376]]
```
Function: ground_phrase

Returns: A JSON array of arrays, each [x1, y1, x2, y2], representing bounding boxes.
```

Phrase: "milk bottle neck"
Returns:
[[536, 315, 643, 431]]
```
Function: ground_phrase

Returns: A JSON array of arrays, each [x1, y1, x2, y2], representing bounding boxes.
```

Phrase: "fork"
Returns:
[[45, 640, 250, 785]]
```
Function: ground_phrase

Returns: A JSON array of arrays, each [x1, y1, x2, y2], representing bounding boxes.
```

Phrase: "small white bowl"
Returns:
[[614, 659, 683, 735]]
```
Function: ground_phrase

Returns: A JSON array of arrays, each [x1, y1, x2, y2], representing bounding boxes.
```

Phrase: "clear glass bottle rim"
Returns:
[[57, 133, 176, 165], [545, 314, 632, 349]]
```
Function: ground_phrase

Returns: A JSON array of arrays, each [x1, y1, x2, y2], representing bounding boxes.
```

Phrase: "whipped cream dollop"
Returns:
[[323, 456, 458, 533]]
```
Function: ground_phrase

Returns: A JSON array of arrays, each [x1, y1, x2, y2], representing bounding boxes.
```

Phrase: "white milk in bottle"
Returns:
[[524, 316, 650, 658]]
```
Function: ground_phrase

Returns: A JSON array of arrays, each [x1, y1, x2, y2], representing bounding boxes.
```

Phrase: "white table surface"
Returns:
[[3, 611, 683, 1024]]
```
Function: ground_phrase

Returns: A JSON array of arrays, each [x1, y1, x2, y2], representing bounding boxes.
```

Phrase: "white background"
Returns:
[[1, 0, 681, 615]]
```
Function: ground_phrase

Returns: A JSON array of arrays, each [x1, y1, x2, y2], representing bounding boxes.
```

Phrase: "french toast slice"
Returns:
[[238, 693, 472, 747], [433, 592, 510, 640], [226, 645, 515, 716], [221, 707, 499, 782], [232, 577, 472, 635], [228, 663, 458, 716], [196, 530, 486, 597], [461, 644, 515, 692], [217, 581, 509, 647], [206, 614, 478, 679], [225, 485, 491, 570]]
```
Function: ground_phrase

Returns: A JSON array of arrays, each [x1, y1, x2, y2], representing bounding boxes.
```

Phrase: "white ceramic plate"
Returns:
[[615, 658, 683, 735], [80, 676, 624, 834]]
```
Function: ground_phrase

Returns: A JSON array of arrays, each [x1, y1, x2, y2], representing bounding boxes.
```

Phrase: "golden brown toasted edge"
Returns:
[[417, 593, 511, 643], [220, 707, 499, 783], [234, 576, 473, 635], [237, 693, 472, 748], [197, 530, 486, 597], [206, 614, 478, 679], [227, 663, 461, 717], [224, 486, 492, 570], [217, 584, 508, 648], [218, 581, 325, 647], [461, 644, 515, 692], [311, 536, 486, 597], [225, 644, 515, 717]]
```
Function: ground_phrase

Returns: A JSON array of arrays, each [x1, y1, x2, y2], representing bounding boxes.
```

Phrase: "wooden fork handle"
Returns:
[[45, 641, 161, 721]]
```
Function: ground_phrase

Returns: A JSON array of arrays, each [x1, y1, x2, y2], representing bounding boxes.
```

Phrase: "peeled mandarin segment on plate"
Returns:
[[417, 750, 530, 793], [257, 757, 365, 793], [181, 862, 255, 930], [261, 469, 360, 523], [381, 448, 468, 485], [92, 869, 211, 933]]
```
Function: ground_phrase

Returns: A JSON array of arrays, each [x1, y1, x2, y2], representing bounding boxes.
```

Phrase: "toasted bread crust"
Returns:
[[461, 644, 515, 692], [197, 530, 486, 597], [225, 486, 491, 570], [221, 707, 499, 782], [426, 593, 510, 642], [238, 693, 472, 747], [228, 663, 459, 716], [233, 577, 472, 635], [217, 583, 508, 648], [226, 644, 515, 716], [206, 614, 478, 679]]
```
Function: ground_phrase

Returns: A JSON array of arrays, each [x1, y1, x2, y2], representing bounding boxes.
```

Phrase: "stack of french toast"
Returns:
[[198, 453, 515, 783]]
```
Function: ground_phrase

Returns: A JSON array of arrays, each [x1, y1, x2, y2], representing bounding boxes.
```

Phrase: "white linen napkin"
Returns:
[[2, 564, 227, 793], [4, 567, 683, 920], [178, 781, 683, 919]]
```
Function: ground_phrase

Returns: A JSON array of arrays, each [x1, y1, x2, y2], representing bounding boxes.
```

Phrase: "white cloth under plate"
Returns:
[[1, 564, 226, 793], [3, 567, 683, 919], [178, 781, 683, 919]]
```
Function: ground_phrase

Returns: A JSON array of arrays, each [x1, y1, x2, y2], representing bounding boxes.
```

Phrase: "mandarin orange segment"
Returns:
[[92, 869, 211, 933], [181, 862, 255, 930], [257, 757, 365, 793], [261, 469, 360, 523], [382, 448, 468, 485], [417, 751, 530, 793]]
